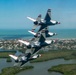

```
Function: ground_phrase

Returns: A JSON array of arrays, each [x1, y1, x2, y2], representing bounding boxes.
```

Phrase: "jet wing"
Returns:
[[18, 40, 30, 46], [44, 9, 51, 22], [28, 30, 36, 35], [20, 61, 27, 67], [27, 17, 36, 22], [32, 14, 41, 31], [44, 28, 56, 36], [9, 54, 18, 60], [32, 47, 41, 54], [27, 15, 42, 31], [20, 53, 31, 66], [38, 25, 47, 32], [32, 25, 38, 31]]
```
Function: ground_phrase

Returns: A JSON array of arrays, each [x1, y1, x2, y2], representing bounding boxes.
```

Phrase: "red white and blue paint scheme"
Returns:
[[27, 9, 60, 32]]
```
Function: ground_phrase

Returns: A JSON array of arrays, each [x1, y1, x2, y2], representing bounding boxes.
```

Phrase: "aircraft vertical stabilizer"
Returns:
[[44, 9, 51, 22], [38, 34, 45, 43]]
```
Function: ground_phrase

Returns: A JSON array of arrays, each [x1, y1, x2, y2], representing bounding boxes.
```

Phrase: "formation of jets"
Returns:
[[9, 9, 60, 67]]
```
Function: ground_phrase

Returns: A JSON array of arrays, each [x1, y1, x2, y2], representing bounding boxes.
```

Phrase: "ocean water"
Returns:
[[0, 29, 76, 39], [0, 29, 33, 39], [50, 29, 76, 39]]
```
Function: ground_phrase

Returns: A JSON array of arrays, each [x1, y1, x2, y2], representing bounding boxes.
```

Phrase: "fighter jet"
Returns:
[[28, 29, 57, 38], [9, 34, 54, 67], [9, 53, 41, 67], [18, 34, 53, 49], [27, 9, 60, 32], [18, 33, 55, 56]]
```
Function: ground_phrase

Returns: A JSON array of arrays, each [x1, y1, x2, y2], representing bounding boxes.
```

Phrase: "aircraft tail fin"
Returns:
[[27, 15, 41, 31], [36, 14, 41, 22], [32, 14, 42, 31], [38, 33, 46, 43], [44, 9, 51, 22]]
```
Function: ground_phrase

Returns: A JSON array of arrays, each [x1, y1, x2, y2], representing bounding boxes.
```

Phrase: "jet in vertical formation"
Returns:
[[9, 9, 60, 67], [27, 9, 60, 32]]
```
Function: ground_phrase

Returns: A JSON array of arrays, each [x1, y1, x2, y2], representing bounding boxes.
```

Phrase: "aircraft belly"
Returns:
[[46, 35, 50, 37], [41, 43, 48, 47]]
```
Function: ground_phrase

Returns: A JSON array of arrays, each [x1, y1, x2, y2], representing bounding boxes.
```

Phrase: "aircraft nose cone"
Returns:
[[56, 21, 60, 24], [53, 39, 58, 43], [58, 22, 60, 24]]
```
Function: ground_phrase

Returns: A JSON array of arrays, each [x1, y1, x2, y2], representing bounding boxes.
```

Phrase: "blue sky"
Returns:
[[0, 0, 76, 29]]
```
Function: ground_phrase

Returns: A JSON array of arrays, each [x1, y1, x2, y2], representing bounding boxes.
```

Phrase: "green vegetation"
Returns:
[[31, 50, 76, 63], [48, 64, 76, 75], [0, 50, 76, 63], [0, 51, 16, 58], [0, 66, 34, 75], [6, 57, 12, 62]]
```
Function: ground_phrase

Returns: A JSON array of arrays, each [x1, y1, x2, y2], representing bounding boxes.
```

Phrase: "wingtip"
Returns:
[[27, 16, 30, 18], [28, 30, 36, 35], [9, 54, 13, 57]]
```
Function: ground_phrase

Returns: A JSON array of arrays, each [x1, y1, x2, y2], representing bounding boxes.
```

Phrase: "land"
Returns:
[[0, 66, 34, 75], [0, 39, 76, 50], [0, 39, 76, 75], [0, 50, 76, 75], [0, 50, 76, 62], [48, 64, 76, 75], [0, 51, 16, 62], [0, 51, 16, 58], [31, 50, 76, 63]]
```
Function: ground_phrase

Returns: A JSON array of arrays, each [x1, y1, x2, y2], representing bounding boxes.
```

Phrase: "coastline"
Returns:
[[48, 64, 76, 75], [0, 50, 76, 75], [0, 29, 76, 40], [0, 66, 34, 75]]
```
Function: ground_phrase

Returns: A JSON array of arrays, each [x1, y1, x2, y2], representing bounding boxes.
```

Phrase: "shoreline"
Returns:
[[48, 64, 76, 75], [0, 51, 16, 58], [0, 38, 76, 40], [0, 50, 76, 61], [0, 50, 76, 75], [30, 50, 76, 63], [0, 66, 34, 75], [0, 38, 76, 41]]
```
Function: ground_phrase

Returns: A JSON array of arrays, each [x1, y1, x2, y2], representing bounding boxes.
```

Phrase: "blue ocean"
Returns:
[[0, 29, 76, 39]]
